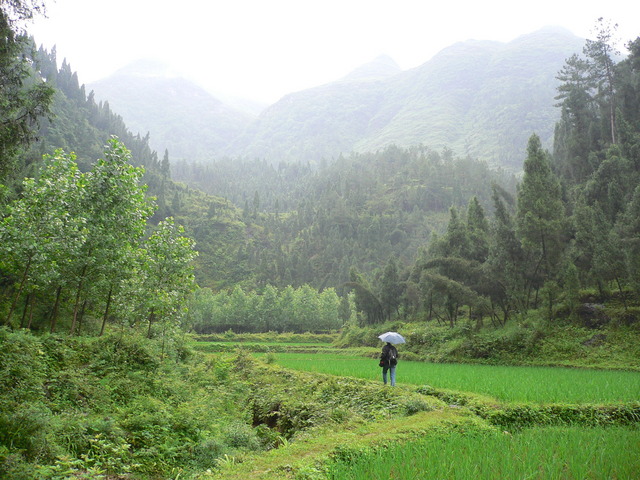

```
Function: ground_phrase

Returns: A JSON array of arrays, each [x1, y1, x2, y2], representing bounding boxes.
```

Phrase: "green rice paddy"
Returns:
[[204, 341, 640, 479], [327, 426, 640, 479], [262, 352, 640, 403]]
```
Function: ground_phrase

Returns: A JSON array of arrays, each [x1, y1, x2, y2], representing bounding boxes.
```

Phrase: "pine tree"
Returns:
[[516, 134, 566, 307], [0, 4, 53, 180], [583, 17, 620, 145]]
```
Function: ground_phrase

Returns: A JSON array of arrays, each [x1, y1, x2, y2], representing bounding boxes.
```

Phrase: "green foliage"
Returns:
[[193, 331, 336, 344], [248, 364, 443, 438], [188, 285, 342, 334], [0, 329, 270, 479], [0, 7, 53, 181], [339, 315, 640, 370], [0, 139, 197, 338], [486, 403, 640, 429], [174, 145, 515, 292]]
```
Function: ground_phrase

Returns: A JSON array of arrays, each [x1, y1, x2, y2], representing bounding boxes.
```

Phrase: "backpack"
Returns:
[[380, 345, 397, 367], [388, 348, 398, 365]]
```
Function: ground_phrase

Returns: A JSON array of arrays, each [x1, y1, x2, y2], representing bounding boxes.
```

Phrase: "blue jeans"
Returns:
[[382, 366, 396, 386]]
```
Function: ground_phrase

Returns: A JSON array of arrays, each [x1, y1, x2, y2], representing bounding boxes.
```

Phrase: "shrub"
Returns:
[[192, 437, 225, 468], [222, 422, 261, 450]]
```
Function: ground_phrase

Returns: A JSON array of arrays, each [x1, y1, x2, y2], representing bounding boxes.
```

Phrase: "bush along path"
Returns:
[[415, 385, 640, 429]]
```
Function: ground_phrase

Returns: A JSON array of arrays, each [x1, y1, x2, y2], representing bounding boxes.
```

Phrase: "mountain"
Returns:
[[88, 60, 254, 161], [87, 27, 585, 169], [229, 27, 584, 168], [339, 54, 402, 82]]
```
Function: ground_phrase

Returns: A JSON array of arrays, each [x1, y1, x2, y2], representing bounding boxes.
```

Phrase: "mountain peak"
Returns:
[[340, 54, 402, 82], [113, 58, 182, 79]]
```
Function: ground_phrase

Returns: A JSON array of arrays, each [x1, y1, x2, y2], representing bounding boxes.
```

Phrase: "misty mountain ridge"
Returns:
[[338, 54, 402, 82], [89, 62, 255, 161], [88, 26, 585, 168]]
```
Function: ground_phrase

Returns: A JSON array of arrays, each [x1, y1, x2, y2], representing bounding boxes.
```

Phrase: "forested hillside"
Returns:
[[2, 15, 640, 334], [173, 147, 515, 292], [178, 20, 640, 332]]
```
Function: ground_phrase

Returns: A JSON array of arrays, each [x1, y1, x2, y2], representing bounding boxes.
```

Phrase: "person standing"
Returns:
[[379, 342, 399, 386]]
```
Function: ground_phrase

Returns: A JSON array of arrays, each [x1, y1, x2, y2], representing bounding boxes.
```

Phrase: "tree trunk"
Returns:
[[70, 264, 87, 335], [5, 255, 32, 326], [50, 285, 62, 333], [20, 292, 32, 328], [615, 276, 627, 309], [77, 299, 87, 335], [160, 324, 167, 361], [147, 308, 155, 339], [100, 286, 113, 337], [26, 293, 35, 330]]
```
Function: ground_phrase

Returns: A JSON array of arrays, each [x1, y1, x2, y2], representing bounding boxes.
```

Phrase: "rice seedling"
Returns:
[[262, 352, 640, 403], [327, 426, 640, 480]]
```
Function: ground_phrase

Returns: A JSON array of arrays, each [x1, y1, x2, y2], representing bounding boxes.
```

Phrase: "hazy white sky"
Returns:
[[29, 0, 638, 104]]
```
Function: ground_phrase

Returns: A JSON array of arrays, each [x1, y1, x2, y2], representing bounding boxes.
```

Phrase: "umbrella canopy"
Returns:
[[378, 331, 406, 344]]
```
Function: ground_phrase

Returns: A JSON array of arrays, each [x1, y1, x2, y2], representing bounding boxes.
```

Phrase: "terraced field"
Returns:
[[191, 339, 640, 480]]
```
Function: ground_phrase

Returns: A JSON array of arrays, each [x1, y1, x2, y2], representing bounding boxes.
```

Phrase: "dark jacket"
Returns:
[[380, 343, 398, 367]]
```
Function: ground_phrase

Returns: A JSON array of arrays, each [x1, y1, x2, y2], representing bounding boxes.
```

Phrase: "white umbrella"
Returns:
[[378, 331, 406, 344]]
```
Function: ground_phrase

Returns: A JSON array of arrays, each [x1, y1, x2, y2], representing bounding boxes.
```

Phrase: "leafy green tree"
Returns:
[[466, 196, 489, 263], [293, 284, 319, 332], [161, 148, 171, 178], [86, 138, 155, 335], [419, 270, 477, 327], [318, 288, 341, 331], [186, 287, 216, 334], [617, 184, 640, 295], [582, 145, 634, 223], [257, 284, 280, 332], [0, 150, 84, 328], [141, 217, 198, 338], [66, 138, 154, 335], [485, 185, 523, 322], [346, 267, 383, 325], [338, 292, 353, 325], [278, 285, 297, 332], [554, 53, 599, 182], [434, 207, 471, 259]]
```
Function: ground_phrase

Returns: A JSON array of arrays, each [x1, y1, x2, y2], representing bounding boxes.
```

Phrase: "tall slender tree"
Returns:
[[516, 134, 566, 308], [583, 17, 620, 145], [141, 217, 197, 338]]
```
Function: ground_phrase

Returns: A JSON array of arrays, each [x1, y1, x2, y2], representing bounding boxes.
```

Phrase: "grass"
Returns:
[[258, 352, 640, 403], [201, 408, 493, 480], [326, 426, 640, 480]]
